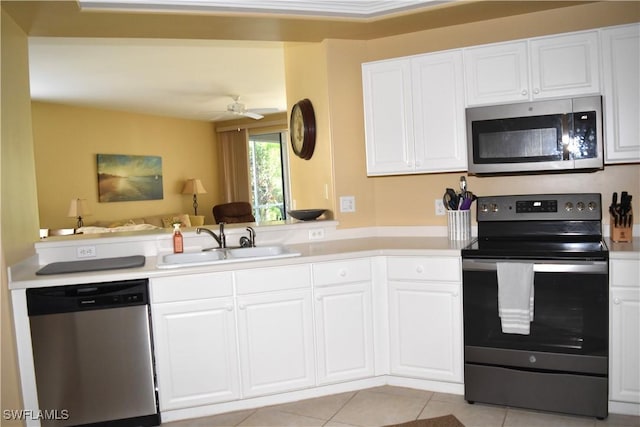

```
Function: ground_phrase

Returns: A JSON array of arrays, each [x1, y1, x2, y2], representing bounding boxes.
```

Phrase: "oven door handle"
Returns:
[[462, 259, 607, 274]]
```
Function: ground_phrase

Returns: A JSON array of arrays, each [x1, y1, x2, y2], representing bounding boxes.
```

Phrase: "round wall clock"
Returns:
[[290, 98, 316, 160]]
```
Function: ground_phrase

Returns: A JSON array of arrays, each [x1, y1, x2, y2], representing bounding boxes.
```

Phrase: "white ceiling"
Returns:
[[29, 37, 287, 122], [77, 0, 446, 18], [26, 0, 449, 122]]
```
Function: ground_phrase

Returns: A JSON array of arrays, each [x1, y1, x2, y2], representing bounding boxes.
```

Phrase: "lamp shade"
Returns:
[[67, 198, 91, 217], [181, 179, 207, 195]]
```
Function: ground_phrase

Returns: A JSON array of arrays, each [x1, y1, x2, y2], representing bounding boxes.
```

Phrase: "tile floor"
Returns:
[[162, 386, 640, 427]]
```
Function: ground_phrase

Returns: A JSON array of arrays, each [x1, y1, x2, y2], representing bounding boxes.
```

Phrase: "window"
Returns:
[[247, 132, 291, 222]]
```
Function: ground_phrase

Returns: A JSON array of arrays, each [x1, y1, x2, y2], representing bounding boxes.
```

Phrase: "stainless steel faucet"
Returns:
[[239, 226, 256, 247], [196, 223, 226, 249]]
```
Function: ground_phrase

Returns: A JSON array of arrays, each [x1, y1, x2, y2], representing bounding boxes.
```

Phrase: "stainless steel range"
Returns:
[[461, 193, 609, 419]]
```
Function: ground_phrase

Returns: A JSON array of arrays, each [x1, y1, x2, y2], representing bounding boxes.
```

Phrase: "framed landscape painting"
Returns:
[[97, 154, 164, 202]]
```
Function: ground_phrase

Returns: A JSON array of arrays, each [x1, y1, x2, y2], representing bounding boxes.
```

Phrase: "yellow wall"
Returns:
[[284, 41, 336, 217], [32, 102, 222, 228], [1, 9, 38, 424], [320, 1, 640, 227]]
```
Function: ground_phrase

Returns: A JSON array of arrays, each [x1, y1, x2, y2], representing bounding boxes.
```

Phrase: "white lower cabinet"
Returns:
[[151, 273, 239, 411], [610, 257, 640, 405], [387, 256, 463, 383], [235, 265, 315, 398], [312, 259, 375, 384]]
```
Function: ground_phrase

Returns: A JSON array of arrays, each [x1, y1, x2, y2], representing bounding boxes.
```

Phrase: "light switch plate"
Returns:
[[340, 196, 356, 213], [435, 199, 446, 216]]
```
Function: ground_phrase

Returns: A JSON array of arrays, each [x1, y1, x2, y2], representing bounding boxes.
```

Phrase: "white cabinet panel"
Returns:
[[388, 280, 462, 382], [362, 59, 414, 174], [236, 289, 315, 397], [530, 31, 600, 98], [314, 282, 374, 384], [464, 41, 530, 105], [601, 24, 640, 164], [362, 51, 467, 176], [152, 297, 239, 410], [464, 31, 600, 106], [412, 51, 467, 172], [610, 288, 640, 403]]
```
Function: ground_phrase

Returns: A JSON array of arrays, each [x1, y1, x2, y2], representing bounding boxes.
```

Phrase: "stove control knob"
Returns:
[[480, 204, 489, 213], [588, 201, 597, 211], [490, 203, 499, 213], [565, 202, 573, 211], [576, 202, 585, 211]]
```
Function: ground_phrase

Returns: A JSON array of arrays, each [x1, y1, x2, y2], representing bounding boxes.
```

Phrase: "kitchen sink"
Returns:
[[157, 245, 301, 269], [227, 245, 297, 259], [161, 250, 226, 266]]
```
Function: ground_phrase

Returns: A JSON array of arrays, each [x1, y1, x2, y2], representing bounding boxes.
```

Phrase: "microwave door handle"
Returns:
[[562, 114, 571, 160], [462, 259, 607, 274]]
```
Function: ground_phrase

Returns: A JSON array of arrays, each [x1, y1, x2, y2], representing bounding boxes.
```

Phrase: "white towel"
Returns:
[[497, 262, 535, 335]]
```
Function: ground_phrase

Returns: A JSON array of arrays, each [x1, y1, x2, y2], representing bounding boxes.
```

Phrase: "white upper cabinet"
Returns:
[[362, 59, 414, 174], [362, 50, 467, 176], [464, 41, 530, 105], [601, 23, 640, 164], [465, 31, 600, 106]]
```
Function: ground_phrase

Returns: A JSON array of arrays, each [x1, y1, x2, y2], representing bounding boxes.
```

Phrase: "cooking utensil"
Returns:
[[443, 188, 459, 210]]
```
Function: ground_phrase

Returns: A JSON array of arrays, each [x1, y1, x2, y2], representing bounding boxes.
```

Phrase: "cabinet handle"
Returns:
[[533, 88, 540, 94], [226, 304, 233, 311], [416, 265, 424, 273], [613, 298, 621, 305], [453, 292, 459, 297], [316, 295, 323, 301], [521, 89, 528, 96], [239, 304, 246, 310], [338, 269, 347, 277]]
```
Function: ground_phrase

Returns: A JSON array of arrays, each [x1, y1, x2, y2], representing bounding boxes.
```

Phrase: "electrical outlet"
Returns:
[[77, 246, 97, 258], [309, 229, 325, 240], [435, 199, 446, 216], [340, 196, 356, 213]]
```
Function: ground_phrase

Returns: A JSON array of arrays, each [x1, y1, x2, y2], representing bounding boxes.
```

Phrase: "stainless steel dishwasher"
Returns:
[[26, 279, 160, 427]]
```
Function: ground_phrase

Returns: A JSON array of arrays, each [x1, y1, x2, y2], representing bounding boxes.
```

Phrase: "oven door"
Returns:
[[462, 258, 608, 374]]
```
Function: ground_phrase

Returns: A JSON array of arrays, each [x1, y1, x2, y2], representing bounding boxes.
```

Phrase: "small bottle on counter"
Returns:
[[172, 223, 184, 253]]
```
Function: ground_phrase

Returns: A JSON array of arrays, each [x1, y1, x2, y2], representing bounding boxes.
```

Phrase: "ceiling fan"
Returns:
[[225, 95, 264, 120]]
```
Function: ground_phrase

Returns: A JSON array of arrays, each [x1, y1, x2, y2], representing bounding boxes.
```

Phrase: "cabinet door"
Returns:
[[388, 281, 462, 382], [530, 31, 600, 99], [412, 50, 467, 172], [601, 24, 640, 164], [362, 59, 415, 175], [152, 297, 239, 410], [237, 289, 315, 397], [610, 288, 640, 403], [464, 41, 530, 106], [314, 282, 374, 384]]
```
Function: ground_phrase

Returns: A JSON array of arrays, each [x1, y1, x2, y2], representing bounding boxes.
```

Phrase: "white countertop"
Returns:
[[10, 232, 640, 290], [9, 236, 468, 289]]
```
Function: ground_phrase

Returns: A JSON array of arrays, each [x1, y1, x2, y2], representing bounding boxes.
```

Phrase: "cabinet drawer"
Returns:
[[236, 264, 311, 294], [313, 259, 371, 287], [387, 256, 461, 282], [151, 272, 233, 303], [610, 259, 640, 287]]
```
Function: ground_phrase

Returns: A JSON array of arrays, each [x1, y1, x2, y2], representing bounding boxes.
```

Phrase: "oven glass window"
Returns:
[[463, 270, 608, 357]]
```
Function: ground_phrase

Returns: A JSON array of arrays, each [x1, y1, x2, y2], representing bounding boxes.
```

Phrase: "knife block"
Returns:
[[610, 209, 633, 243]]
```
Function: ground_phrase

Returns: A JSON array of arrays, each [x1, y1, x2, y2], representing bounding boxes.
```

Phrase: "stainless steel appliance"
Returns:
[[27, 279, 160, 427], [466, 96, 603, 175], [461, 193, 609, 419]]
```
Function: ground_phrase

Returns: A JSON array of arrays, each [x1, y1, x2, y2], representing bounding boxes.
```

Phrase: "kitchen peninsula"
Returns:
[[9, 221, 640, 425]]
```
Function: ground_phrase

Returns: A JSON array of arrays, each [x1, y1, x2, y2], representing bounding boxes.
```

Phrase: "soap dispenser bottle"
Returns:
[[172, 223, 184, 253]]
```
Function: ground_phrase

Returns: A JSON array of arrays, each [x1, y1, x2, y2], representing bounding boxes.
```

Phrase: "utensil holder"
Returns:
[[610, 210, 633, 243], [447, 210, 471, 240]]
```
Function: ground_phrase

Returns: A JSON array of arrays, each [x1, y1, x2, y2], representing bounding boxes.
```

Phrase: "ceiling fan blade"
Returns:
[[243, 111, 264, 120]]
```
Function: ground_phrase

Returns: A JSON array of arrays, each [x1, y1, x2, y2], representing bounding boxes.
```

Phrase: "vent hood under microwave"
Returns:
[[466, 96, 603, 175]]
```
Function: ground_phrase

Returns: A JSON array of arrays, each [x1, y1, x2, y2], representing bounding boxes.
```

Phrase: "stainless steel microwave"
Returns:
[[466, 96, 603, 175]]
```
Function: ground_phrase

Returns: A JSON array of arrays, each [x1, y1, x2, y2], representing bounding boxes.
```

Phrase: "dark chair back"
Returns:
[[212, 202, 256, 224]]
